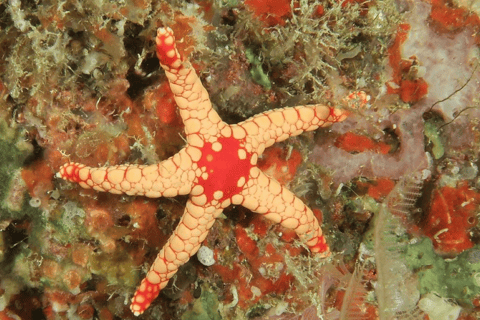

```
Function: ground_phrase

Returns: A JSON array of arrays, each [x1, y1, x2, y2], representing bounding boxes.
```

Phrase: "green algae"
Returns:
[[246, 48, 272, 90], [424, 120, 445, 159], [405, 237, 480, 307]]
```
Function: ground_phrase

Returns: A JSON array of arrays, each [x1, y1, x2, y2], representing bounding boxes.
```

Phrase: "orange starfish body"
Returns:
[[57, 27, 348, 316]]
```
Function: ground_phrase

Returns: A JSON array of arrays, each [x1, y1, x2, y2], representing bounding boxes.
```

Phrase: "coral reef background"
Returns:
[[1, 0, 480, 319]]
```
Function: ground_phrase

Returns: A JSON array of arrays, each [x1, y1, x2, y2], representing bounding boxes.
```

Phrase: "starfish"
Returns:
[[57, 27, 348, 316]]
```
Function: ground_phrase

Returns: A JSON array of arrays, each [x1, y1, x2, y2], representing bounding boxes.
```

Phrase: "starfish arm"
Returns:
[[238, 105, 347, 154], [56, 148, 196, 197], [156, 27, 223, 140], [240, 167, 330, 255], [130, 200, 222, 316]]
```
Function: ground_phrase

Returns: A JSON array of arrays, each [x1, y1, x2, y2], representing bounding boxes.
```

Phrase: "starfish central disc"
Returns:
[[196, 136, 253, 203]]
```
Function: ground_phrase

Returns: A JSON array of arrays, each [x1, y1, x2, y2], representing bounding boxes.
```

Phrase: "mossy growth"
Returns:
[[405, 237, 480, 307], [0, 118, 41, 221], [10, 244, 39, 288], [89, 251, 139, 289], [2, 0, 156, 104], [237, 0, 401, 102], [48, 202, 89, 245], [181, 288, 222, 320], [333, 193, 379, 259]]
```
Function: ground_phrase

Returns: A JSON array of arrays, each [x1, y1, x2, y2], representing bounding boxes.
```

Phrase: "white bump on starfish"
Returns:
[[221, 198, 231, 207], [188, 134, 204, 148], [211, 141, 222, 152], [232, 126, 246, 139], [220, 126, 232, 137], [192, 194, 207, 206], [238, 149, 247, 160], [191, 185, 204, 196], [237, 176, 246, 188], [213, 190, 223, 200], [147, 271, 161, 283]]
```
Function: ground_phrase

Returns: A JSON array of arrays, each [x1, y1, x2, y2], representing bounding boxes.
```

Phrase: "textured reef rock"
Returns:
[[2, 0, 480, 319]]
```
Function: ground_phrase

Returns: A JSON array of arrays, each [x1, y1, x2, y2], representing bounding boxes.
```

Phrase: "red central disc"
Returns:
[[196, 136, 253, 203]]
